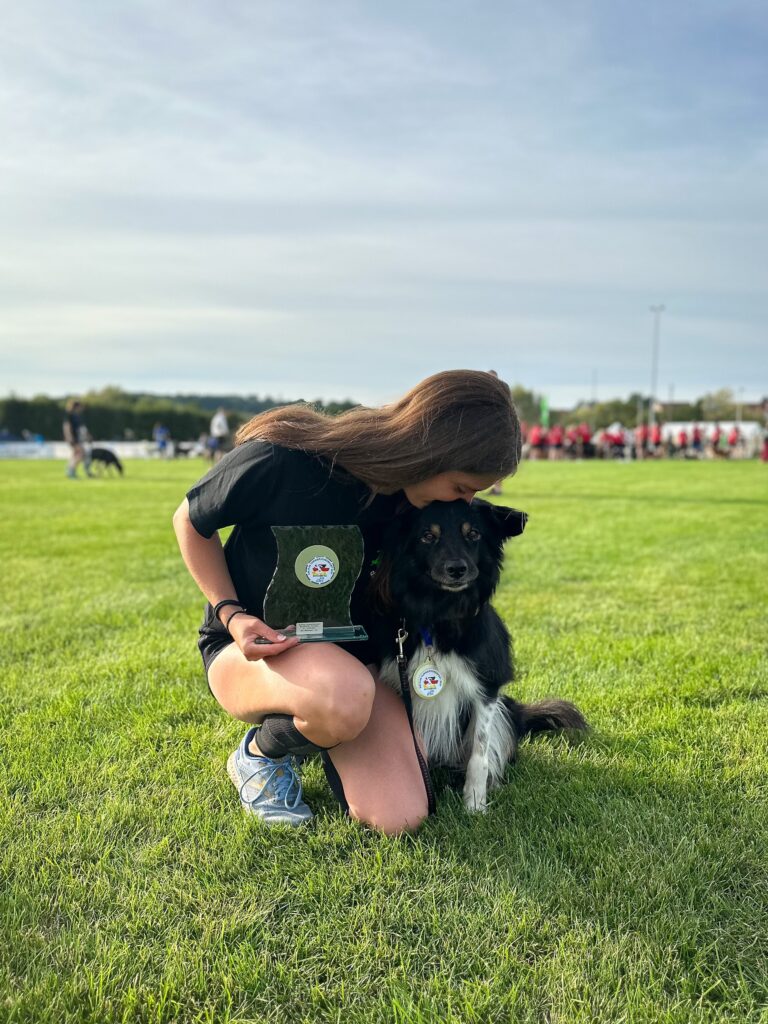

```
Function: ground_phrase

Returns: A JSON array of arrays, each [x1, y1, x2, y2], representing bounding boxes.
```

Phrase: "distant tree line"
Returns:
[[0, 387, 359, 441], [557, 388, 763, 430], [502, 386, 762, 431], [162, 392, 357, 416], [0, 384, 761, 442]]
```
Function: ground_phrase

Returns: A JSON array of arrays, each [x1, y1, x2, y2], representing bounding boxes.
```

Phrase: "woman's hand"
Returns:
[[227, 613, 301, 660]]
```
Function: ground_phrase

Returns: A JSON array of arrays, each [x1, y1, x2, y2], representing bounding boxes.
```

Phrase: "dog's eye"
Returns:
[[421, 531, 437, 544], [467, 528, 481, 542]]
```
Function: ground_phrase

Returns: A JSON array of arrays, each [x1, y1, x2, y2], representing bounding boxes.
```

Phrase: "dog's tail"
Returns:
[[501, 695, 588, 741], [482, 695, 587, 785]]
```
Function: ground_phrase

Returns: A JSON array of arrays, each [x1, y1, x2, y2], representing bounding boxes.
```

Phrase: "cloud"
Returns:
[[0, 0, 766, 405]]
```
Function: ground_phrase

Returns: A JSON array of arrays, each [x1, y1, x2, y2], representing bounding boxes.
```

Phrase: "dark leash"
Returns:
[[396, 622, 436, 816]]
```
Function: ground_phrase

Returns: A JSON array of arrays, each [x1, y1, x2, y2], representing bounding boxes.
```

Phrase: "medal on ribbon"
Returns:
[[412, 627, 444, 699], [412, 662, 444, 699]]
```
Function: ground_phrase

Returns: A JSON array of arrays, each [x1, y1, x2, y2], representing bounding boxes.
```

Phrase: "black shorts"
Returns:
[[198, 628, 378, 696], [198, 629, 234, 681]]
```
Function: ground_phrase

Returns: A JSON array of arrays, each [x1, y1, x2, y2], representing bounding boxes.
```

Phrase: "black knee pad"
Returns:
[[256, 714, 329, 759]]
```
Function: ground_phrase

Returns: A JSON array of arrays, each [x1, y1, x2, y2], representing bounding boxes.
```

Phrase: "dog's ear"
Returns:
[[477, 501, 528, 539]]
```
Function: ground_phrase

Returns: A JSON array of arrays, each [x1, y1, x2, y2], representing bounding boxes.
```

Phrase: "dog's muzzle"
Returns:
[[431, 559, 478, 591]]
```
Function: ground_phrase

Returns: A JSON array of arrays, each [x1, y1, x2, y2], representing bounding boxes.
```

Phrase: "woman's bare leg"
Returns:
[[207, 644, 428, 834], [326, 674, 429, 835], [207, 641, 375, 748]]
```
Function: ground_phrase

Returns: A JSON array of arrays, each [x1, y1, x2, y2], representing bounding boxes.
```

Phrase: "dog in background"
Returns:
[[368, 499, 587, 812], [88, 447, 124, 475]]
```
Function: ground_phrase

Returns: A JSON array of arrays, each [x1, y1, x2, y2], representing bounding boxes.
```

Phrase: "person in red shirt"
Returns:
[[613, 426, 626, 458], [650, 422, 662, 454], [528, 423, 546, 460], [565, 425, 579, 458], [635, 423, 650, 460], [692, 423, 703, 456], [710, 423, 723, 458], [547, 423, 564, 460], [728, 425, 741, 453], [677, 428, 688, 454], [577, 422, 593, 459]]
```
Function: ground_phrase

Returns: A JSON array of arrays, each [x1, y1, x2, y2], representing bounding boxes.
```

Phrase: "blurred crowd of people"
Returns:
[[150, 407, 232, 462], [522, 421, 767, 461]]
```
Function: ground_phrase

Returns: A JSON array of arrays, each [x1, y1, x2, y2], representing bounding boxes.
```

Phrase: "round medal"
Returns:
[[412, 663, 444, 699], [294, 545, 339, 588]]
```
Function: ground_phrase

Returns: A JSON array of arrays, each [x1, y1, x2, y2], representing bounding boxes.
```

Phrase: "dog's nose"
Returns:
[[444, 560, 468, 579]]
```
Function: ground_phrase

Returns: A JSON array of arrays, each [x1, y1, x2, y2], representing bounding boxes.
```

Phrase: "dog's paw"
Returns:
[[462, 785, 488, 814]]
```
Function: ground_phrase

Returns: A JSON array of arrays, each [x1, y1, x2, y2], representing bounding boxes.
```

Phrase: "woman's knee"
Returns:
[[349, 795, 429, 836], [302, 662, 376, 743]]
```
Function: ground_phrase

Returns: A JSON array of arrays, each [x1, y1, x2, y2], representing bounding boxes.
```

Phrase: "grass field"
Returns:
[[1, 458, 766, 1024]]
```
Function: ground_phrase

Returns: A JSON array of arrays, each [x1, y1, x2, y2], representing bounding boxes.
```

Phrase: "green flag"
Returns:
[[540, 395, 550, 428]]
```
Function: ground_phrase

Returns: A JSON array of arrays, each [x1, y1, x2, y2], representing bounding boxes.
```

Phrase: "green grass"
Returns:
[[1, 458, 766, 1024]]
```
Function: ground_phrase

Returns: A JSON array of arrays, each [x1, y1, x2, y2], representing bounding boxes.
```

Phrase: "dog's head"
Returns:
[[370, 499, 527, 620]]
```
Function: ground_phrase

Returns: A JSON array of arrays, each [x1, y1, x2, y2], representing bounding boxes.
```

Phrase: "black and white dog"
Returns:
[[368, 499, 587, 813]]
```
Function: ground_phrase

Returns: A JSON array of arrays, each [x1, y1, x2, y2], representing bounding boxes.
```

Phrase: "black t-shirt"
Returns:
[[187, 440, 406, 637]]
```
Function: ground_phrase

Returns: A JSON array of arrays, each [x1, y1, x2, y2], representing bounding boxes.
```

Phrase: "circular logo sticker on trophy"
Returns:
[[412, 663, 444, 699], [295, 545, 340, 588]]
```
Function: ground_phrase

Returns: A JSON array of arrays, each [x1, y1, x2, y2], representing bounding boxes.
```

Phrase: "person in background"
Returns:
[[677, 427, 689, 456], [635, 422, 649, 460], [564, 424, 578, 458], [727, 424, 741, 457], [528, 422, 546, 459], [611, 425, 626, 459], [519, 421, 530, 459], [205, 434, 218, 462], [78, 420, 95, 476], [710, 423, 723, 458], [577, 422, 592, 458], [210, 407, 231, 463], [547, 422, 564, 460], [153, 422, 172, 458], [62, 399, 88, 479], [650, 421, 662, 456], [691, 423, 703, 457]]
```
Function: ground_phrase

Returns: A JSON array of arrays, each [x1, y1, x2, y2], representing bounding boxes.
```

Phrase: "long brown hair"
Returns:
[[235, 369, 521, 492]]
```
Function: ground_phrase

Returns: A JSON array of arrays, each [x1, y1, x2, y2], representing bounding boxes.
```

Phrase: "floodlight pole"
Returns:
[[648, 304, 665, 430]]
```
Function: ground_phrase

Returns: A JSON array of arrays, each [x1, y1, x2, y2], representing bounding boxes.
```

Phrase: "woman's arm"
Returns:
[[172, 497, 299, 659], [172, 497, 239, 610]]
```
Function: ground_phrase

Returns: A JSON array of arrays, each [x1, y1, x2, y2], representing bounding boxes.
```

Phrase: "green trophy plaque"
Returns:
[[258, 525, 368, 643]]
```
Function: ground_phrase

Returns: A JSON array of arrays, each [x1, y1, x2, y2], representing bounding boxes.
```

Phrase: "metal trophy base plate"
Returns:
[[293, 622, 368, 643], [254, 624, 368, 645]]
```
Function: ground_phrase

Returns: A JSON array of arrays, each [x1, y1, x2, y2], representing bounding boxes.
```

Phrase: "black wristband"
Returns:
[[224, 608, 249, 632], [213, 598, 243, 623]]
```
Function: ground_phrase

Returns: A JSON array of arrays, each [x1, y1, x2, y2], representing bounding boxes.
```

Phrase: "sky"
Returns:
[[1, 0, 766, 408]]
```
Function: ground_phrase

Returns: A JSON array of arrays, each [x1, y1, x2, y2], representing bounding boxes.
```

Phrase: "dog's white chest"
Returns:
[[380, 643, 481, 765]]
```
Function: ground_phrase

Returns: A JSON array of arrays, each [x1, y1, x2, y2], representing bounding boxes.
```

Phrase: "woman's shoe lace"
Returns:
[[239, 759, 304, 810]]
